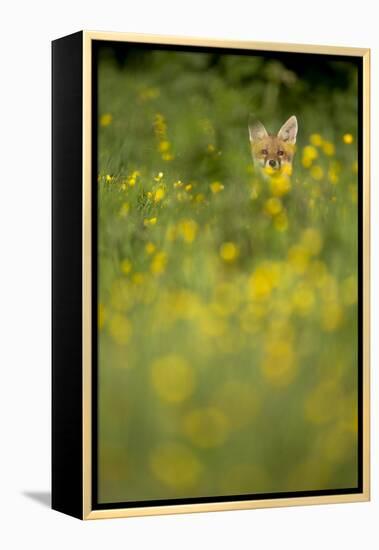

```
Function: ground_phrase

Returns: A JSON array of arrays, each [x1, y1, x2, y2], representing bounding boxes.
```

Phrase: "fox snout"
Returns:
[[268, 159, 279, 168], [248, 115, 298, 173]]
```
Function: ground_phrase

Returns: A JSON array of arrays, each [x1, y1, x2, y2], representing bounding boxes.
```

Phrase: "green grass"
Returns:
[[97, 47, 359, 504]]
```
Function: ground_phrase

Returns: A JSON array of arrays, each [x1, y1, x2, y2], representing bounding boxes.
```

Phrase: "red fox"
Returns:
[[248, 115, 298, 174]]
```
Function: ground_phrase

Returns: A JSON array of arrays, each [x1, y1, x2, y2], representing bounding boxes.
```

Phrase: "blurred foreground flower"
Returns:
[[219, 242, 239, 263], [100, 113, 112, 127], [151, 354, 195, 403]]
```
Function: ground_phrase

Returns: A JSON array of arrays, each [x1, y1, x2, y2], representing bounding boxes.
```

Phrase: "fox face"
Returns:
[[248, 115, 298, 173]]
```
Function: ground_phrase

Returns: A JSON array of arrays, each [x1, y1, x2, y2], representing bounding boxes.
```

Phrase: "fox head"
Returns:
[[248, 115, 298, 173]]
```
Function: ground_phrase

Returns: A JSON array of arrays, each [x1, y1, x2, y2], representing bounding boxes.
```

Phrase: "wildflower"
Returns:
[[248, 263, 280, 301], [162, 152, 174, 161], [264, 197, 282, 216], [302, 145, 318, 167], [105, 174, 113, 183], [219, 242, 239, 263], [183, 408, 229, 448], [322, 141, 335, 156], [109, 314, 132, 345], [127, 171, 140, 187], [159, 140, 171, 153], [292, 284, 315, 316], [154, 187, 165, 202], [120, 259, 132, 275], [185, 184, 192, 192], [310, 133, 323, 147], [144, 217, 157, 226], [153, 113, 167, 138], [151, 354, 195, 403], [100, 113, 112, 127], [343, 133, 354, 144], [150, 443, 201, 489], [145, 242, 156, 255], [270, 176, 291, 197], [179, 219, 198, 243], [173, 180, 183, 188], [154, 172, 164, 182], [150, 251, 167, 275], [195, 193, 205, 203], [210, 181, 224, 194]]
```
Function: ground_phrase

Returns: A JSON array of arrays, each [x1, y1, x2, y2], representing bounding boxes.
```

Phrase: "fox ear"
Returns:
[[277, 115, 298, 144], [248, 117, 268, 142]]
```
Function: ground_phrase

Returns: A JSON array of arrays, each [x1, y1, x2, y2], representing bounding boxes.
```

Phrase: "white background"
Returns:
[[0, 0, 377, 548]]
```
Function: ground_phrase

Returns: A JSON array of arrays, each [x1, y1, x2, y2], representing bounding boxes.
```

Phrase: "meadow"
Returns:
[[96, 45, 359, 503]]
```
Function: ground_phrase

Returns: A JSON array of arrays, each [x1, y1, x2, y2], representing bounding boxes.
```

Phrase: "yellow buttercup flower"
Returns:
[[322, 141, 335, 156], [159, 140, 171, 153], [219, 242, 239, 263], [270, 176, 291, 197], [154, 172, 164, 182], [145, 242, 156, 255], [309, 133, 323, 147], [150, 251, 167, 275], [343, 133, 354, 144], [248, 262, 282, 301], [264, 197, 282, 216], [302, 145, 318, 168], [292, 283, 315, 316], [178, 219, 198, 243], [100, 113, 112, 127], [154, 187, 165, 202], [109, 314, 132, 345], [144, 217, 157, 226], [210, 181, 224, 194]]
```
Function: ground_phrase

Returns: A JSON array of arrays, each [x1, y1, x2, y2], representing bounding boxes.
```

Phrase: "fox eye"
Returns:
[[261, 149, 268, 155], [278, 150, 284, 156]]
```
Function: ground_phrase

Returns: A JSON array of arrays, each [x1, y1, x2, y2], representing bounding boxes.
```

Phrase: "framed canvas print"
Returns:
[[52, 31, 370, 520]]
